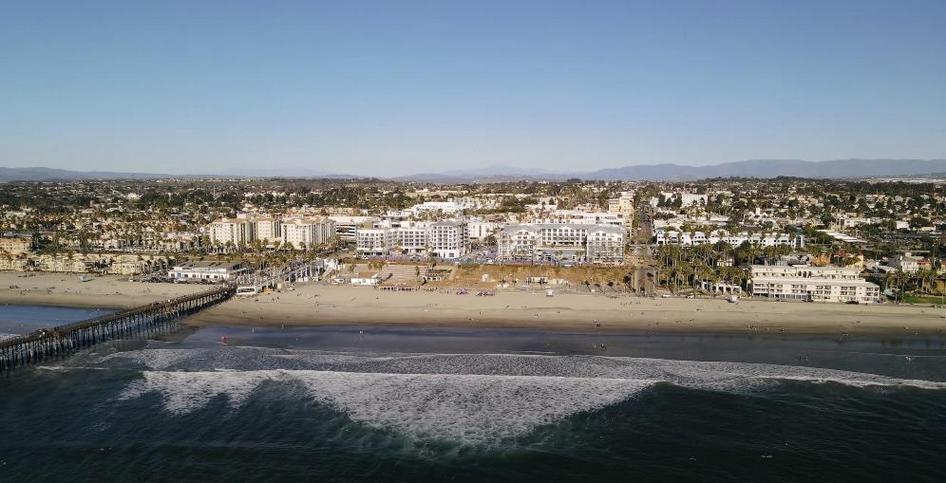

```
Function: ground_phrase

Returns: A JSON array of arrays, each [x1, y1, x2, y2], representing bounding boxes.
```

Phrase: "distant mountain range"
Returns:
[[2, 159, 945, 182], [0, 167, 177, 181], [396, 159, 946, 182]]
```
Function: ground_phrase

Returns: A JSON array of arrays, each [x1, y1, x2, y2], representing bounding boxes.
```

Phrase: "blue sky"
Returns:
[[1, 0, 944, 176]]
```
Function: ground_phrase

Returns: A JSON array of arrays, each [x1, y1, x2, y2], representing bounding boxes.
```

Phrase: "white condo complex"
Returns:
[[749, 265, 881, 303], [498, 223, 624, 264], [209, 216, 335, 249]]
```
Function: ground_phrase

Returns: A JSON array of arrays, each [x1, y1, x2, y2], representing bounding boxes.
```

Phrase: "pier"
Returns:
[[0, 285, 235, 372], [236, 259, 325, 295]]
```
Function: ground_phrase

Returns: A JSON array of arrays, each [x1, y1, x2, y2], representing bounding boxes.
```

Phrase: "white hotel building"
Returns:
[[498, 223, 624, 264], [749, 265, 881, 304], [355, 221, 470, 259]]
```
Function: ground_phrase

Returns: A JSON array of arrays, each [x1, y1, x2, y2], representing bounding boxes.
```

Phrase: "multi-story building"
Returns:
[[209, 219, 255, 247], [607, 191, 635, 235], [427, 221, 469, 259], [356, 221, 470, 259], [468, 220, 501, 241], [608, 191, 635, 215], [392, 225, 429, 254], [0, 235, 33, 256], [498, 223, 624, 264], [655, 229, 804, 249], [328, 216, 379, 242], [254, 217, 282, 244], [749, 265, 881, 303], [356, 228, 393, 256], [280, 217, 335, 250]]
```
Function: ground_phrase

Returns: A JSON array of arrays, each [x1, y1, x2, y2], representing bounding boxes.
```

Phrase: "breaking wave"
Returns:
[[109, 348, 946, 444]]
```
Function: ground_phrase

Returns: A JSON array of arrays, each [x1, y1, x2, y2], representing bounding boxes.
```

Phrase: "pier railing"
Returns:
[[0, 284, 235, 372]]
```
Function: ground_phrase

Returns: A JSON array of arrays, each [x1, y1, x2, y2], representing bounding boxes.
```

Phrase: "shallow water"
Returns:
[[2, 306, 946, 482]]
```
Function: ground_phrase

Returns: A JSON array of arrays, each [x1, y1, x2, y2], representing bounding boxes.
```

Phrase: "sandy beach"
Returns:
[[1, 272, 945, 336], [192, 283, 946, 337], [0, 272, 207, 309]]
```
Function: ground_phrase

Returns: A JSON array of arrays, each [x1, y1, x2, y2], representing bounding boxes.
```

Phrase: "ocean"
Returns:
[[1, 305, 945, 482]]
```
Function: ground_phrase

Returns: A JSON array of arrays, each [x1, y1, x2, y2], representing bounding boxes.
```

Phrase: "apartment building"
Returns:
[[209, 218, 255, 247], [498, 223, 624, 264], [280, 217, 336, 250], [254, 217, 282, 243], [209, 216, 334, 249], [749, 265, 881, 303]]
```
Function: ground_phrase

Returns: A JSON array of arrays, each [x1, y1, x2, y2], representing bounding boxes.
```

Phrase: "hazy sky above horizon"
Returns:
[[1, 0, 945, 176]]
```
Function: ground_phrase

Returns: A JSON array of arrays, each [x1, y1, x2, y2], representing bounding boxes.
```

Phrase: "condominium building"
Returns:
[[254, 217, 282, 243], [209, 218, 255, 247], [655, 229, 804, 249], [749, 265, 880, 303], [498, 223, 624, 264], [280, 217, 336, 250], [209, 216, 333, 249]]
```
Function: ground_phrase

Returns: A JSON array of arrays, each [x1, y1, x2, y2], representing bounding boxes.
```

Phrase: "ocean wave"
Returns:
[[108, 349, 946, 444]]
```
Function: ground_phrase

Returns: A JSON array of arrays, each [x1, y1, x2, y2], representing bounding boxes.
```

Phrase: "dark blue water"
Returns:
[[2, 306, 946, 482], [0, 304, 112, 339]]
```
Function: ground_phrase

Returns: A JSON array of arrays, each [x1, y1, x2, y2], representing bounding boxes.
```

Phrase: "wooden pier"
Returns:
[[0, 285, 235, 372]]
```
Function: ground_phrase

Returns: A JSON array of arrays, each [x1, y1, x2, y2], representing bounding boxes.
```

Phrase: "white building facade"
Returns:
[[209, 219, 255, 247], [655, 229, 804, 249], [749, 265, 881, 303], [498, 223, 624, 264], [280, 217, 336, 250]]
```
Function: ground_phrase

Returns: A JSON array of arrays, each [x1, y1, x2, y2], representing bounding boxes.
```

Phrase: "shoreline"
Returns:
[[189, 284, 946, 338], [1, 272, 945, 337]]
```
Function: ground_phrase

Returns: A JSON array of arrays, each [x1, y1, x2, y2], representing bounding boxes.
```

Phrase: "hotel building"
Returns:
[[498, 223, 624, 264]]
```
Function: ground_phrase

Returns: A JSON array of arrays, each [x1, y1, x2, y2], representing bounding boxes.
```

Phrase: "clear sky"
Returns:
[[1, 0, 944, 176]]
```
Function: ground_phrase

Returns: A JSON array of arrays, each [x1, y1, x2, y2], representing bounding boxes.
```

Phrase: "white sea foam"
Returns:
[[117, 369, 653, 443], [109, 349, 946, 444]]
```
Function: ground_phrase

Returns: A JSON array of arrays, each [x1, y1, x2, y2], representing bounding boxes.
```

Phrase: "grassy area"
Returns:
[[902, 294, 946, 305]]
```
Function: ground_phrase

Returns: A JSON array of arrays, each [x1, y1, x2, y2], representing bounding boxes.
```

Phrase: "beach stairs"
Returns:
[[378, 264, 421, 286]]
